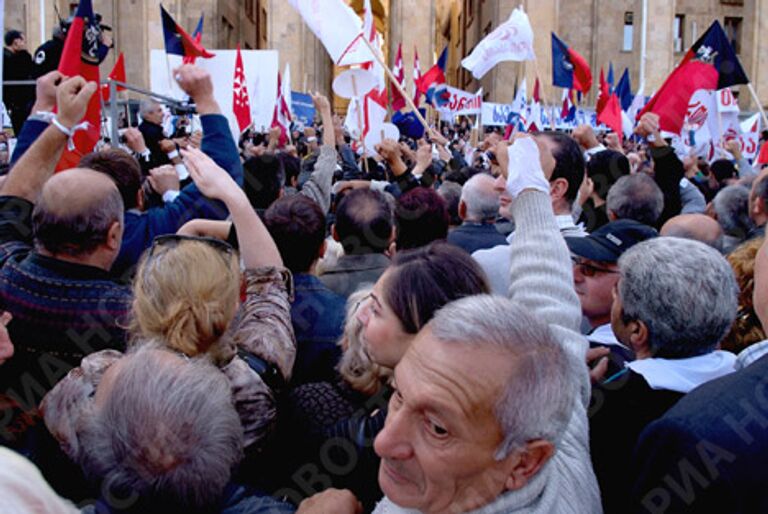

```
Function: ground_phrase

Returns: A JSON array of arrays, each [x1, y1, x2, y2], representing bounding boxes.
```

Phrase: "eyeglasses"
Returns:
[[148, 234, 235, 259], [571, 256, 619, 278]]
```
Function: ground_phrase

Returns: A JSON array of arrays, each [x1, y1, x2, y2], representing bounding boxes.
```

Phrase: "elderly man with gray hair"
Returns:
[[605, 173, 665, 227], [297, 136, 601, 514], [713, 184, 754, 253], [446, 173, 508, 254], [57, 345, 295, 514], [589, 236, 739, 512]]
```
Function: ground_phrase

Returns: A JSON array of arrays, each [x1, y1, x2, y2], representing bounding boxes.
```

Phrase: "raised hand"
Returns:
[[56, 76, 98, 128], [182, 147, 240, 202]]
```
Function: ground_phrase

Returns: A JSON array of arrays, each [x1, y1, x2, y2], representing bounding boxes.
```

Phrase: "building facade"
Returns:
[[5, 0, 767, 112]]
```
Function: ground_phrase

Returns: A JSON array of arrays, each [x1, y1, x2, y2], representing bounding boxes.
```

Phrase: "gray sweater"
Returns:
[[374, 191, 602, 514]]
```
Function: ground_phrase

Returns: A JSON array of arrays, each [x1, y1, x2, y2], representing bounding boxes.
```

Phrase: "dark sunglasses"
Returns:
[[148, 234, 235, 258], [571, 256, 619, 278]]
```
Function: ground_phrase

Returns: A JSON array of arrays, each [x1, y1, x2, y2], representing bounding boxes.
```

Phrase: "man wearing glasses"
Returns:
[[566, 219, 658, 377]]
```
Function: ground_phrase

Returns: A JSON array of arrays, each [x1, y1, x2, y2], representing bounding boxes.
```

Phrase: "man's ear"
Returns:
[[607, 209, 618, 221], [627, 319, 651, 357], [503, 440, 556, 491], [136, 189, 145, 211], [458, 200, 468, 221], [106, 221, 122, 252], [331, 224, 340, 242], [548, 177, 568, 202]]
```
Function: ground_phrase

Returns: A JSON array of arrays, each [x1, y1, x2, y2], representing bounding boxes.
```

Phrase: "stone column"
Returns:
[[745, 0, 768, 111], [389, 0, 435, 102], [642, 0, 676, 95]]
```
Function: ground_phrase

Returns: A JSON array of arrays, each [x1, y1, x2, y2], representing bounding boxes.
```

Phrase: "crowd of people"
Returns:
[[0, 53, 767, 514]]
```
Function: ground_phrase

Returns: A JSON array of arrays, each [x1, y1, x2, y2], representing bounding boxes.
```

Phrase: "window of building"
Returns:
[[720, 0, 744, 5], [673, 14, 685, 53], [724, 17, 742, 54], [622, 12, 634, 52]]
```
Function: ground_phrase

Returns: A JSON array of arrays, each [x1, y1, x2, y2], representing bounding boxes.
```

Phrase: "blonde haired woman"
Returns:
[[42, 147, 295, 453]]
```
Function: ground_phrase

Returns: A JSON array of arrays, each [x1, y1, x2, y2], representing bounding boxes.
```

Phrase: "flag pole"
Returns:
[[747, 83, 768, 129], [360, 36, 429, 131], [351, 76, 368, 161]]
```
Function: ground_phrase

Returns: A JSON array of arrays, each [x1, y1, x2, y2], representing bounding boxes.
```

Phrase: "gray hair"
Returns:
[[606, 174, 664, 226], [617, 237, 738, 358], [76, 346, 243, 512], [460, 173, 500, 221], [713, 185, 754, 238], [437, 181, 463, 226], [428, 295, 579, 459], [139, 99, 161, 117]]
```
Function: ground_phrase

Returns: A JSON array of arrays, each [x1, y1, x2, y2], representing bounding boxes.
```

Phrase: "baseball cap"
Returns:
[[566, 219, 658, 263]]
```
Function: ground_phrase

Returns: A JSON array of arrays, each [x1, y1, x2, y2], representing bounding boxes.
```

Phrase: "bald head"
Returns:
[[660, 214, 724, 253], [460, 173, 500, 221], [33, 168, 124, 259]]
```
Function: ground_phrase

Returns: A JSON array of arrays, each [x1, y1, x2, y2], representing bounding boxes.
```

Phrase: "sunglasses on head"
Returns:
[[148, 234, 235, 258]]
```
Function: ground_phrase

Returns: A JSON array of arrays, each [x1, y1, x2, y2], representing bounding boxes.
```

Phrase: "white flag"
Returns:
[[282, 63, 293, 120], [511, 79, 527, 114], [461, 7, 535, 80], [287, 0, 374, 64]]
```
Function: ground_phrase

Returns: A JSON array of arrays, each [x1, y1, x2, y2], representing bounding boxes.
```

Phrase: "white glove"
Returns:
[[505, 137, 550, 199]]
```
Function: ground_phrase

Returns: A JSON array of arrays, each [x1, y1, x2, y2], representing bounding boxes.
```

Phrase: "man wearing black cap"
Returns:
[[566, 219, 658, 378]]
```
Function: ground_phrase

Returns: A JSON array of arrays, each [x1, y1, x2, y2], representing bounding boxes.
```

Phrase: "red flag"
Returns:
[[56, 0, 100, 171], [182, 13, 205, 65], [758, 143, 768, 166], [101, 52, 126, 102], [598, 94, 623, 143], [596, 68, 609, 116], [532, 77, 541, 104], [391, 43, 406, 111], [271, 72, 292, 146], [413, 46, 422, 107], [232, 45, 252, 133]]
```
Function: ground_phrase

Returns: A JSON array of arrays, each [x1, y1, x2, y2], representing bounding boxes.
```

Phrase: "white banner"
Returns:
[[461, 7, 535, 79], [717, 87, 740, 114], [435, 85, 483, 116], [481, 102, 515, 126], [151, 49, 278, 140]]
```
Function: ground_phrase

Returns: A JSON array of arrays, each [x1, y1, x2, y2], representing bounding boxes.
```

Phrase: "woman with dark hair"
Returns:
[[272, 242, 489, 509]]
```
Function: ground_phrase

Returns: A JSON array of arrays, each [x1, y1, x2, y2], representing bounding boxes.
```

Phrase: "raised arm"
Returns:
[[299, 92, 337, 213], [502, 136, 586, 362], [182, 147, 281, 269], [2, 76, 97, 201]]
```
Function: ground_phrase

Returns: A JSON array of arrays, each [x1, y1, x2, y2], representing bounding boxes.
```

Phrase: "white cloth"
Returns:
[[626, 350, 737, 393], [0, 448, 79, 514], [460, 7, 535, 79], [588, 323, 627, 350], [505, 137, 550, 198]]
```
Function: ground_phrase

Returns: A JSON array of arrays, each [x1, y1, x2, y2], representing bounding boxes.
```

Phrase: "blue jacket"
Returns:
[[114, 115, 242, 277], [290, 273, 345, 385], [11, 115, 244, 278]]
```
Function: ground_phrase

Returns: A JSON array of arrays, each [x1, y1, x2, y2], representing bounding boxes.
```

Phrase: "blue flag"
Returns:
[[615, 68, 633, 111], [607, 62, 614, 91]]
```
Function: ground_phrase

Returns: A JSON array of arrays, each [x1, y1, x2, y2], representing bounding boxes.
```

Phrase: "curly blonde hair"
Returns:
[[131, 240, 241, 365], [722, 237, 766, 354], [337, 287, 392, 396]]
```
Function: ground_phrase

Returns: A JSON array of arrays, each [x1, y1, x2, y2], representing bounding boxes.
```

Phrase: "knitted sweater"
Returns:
[[374, 191, 602, 514]]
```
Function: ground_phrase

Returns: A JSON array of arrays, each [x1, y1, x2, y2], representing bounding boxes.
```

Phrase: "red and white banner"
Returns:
[[435, 85, 483, 116]]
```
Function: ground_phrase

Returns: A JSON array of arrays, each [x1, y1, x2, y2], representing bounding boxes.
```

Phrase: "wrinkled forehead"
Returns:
[[396, 330, 511, 420]]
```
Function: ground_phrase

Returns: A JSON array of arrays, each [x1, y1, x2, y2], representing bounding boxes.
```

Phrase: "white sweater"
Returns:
[[374, 191, 602, 514]]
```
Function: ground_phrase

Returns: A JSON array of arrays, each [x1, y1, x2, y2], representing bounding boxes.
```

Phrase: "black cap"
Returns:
[[566, 219, 658, 263]]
